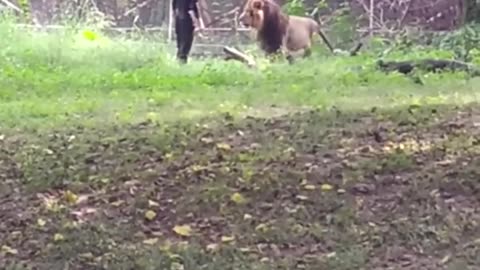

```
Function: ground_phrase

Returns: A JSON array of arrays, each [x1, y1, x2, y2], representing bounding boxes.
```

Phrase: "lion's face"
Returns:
[[238, 0, 265, 29]]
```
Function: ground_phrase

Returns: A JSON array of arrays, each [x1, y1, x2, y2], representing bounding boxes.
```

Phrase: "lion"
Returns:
[[238, 0, 335, 63]]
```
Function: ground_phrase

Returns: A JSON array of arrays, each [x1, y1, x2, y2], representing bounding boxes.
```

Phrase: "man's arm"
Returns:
[[188, 0, 200, 30], [188, 0, 199, 19], [189, 0, 204, 31]]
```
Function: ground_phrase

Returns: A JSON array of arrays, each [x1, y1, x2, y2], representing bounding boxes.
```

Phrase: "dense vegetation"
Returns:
[[1, 11, 480, 269]]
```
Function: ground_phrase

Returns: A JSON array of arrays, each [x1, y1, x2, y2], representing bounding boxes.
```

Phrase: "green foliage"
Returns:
[[282, 0, 306, 16], [432, 23, 480, 62]]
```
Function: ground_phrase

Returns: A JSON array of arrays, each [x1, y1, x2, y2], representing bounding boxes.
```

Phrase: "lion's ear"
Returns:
[[252, 0, 263, 10]]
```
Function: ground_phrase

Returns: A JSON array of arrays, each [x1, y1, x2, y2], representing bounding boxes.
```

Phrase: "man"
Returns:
[[172, 0, 203, 64]]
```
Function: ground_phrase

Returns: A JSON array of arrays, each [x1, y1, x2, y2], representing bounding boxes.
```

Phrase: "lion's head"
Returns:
[[238, 0, 289, 54], [238, 0, 265, 29]]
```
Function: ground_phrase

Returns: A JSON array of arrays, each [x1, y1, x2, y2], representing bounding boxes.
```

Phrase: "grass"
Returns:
[[1, 17, 480, 270]]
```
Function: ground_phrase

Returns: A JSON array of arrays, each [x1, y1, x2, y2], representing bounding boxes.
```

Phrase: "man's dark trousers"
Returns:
[[175, 13, 194, 64]]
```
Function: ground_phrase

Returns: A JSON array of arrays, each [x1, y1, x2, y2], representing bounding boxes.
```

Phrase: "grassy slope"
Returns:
[[1, 21, 480, 270]]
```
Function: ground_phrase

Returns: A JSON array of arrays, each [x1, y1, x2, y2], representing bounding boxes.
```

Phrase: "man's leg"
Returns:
[[175, 16, 188, 64], [180, 21, 194, 62]]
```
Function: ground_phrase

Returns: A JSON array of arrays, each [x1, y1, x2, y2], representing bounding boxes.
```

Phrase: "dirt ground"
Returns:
[[1, 104, 480, 270]]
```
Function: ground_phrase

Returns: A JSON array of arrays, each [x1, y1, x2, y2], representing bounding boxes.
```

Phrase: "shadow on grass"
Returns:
[[1, 102, 480, 269]]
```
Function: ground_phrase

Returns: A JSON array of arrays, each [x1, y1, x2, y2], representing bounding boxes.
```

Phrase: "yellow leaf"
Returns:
[[1, 245, 18, 255], [144, 210, 157, 221], [64, 190, 78, 204], [304, 184, 316, 190], [143, 238, 159, 245], [37, 218, 46, 227], [63, 221, 78, 229], [321, 184, 334, 191], [230, 192, 247, 204], [239, 247, 252, 253], [82, 30, 98, 41], [53, 233, 65, 242], [216, 142, 231, 151], [43, 197, 62, 212], [255, 223, 268, 232], [221, 235, 235, 243], [173, 225, 192, 237]]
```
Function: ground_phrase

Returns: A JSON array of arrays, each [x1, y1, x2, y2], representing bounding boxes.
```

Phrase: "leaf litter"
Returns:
[[0, 105, 480, 269]]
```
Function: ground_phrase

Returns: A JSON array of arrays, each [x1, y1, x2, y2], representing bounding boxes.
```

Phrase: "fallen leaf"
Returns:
[[304, 184, 316, 190], [111, 200, 124, 207], [1, 245, 18, 255], [243, 214, 253, 220], [239, 247, 252, 253], [144, 210, 157, 221], [82, 30, 98, 41], [206, 243, 219, 251], [296, 195, 309, 201], [173, 225, 192, 237], [326, 252, 336, 258], [255, 223, 268, 232], [200, 137, 214, 144], [143, 238, 159, 245], [53, 233, 65, 242], [221, 235, 235, 243], [71, 207, 97, 218], [79, 252, 94, 259], [230, 192, 247, 204], [216, 142, 231, 151], [37, 218, 46, 227], [148, 200, 160, 207], [439, 254, 451, 264], [43, 197, 62, 212], [64, 190, 78, 204], [321, 184, 334, 191]]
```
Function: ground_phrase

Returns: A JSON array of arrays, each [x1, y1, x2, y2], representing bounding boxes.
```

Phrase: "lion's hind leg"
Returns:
[[303, 47, 312, 58]]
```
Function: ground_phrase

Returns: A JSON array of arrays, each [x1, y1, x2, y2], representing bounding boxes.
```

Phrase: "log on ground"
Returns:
[[377, 59, 480, 76]]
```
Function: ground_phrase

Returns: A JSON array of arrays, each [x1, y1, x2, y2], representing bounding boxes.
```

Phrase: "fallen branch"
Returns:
[[223, 40, 362, 68], [377, 59, 480, 76], [333, 42, 364, 56], [223, 46, 257, 68]]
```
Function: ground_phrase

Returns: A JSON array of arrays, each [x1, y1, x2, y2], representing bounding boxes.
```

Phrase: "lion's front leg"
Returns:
[[281, 35, 295, 64]]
